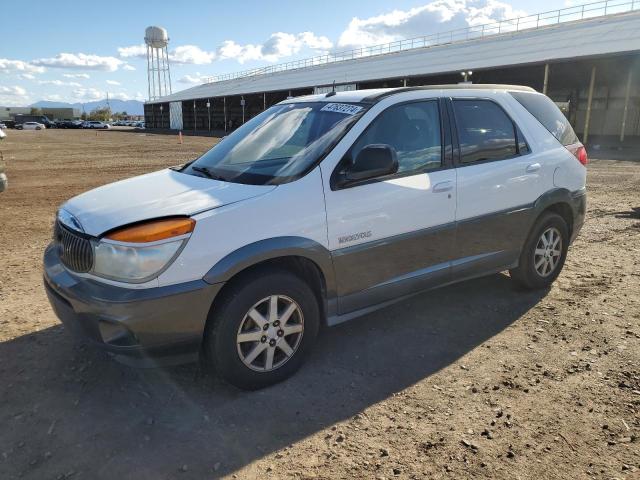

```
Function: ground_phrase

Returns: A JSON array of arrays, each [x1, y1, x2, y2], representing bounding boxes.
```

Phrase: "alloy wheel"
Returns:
[[236, 295, 304, 372], [533, 227, 562, 277]]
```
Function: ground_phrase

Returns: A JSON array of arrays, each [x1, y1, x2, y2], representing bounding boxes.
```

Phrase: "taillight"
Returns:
[[566, 143, 588, 166]]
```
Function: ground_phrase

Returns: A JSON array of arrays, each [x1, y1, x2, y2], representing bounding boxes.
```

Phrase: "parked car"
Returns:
[[0, 129, 7, 193], [134, 121, 145, 128], [17, 121, 45, 130], [14, 114, 54, 129], [58, 120, 83, 129], [44, 85, 587, 390], [83, 121, 110, 129]]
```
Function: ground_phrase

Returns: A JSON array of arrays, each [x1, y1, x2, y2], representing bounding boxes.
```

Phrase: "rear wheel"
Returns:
[[204, 270, 320, 390], [510, 212, 569, 289]]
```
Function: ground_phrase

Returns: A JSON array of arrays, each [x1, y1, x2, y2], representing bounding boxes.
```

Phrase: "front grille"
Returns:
[[54, 221, 94, 273]]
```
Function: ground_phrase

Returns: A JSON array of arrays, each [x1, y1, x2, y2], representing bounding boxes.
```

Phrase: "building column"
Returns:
[[620, 69, 633, 142], [542, 63, 550, 95], [403, 78, 407, 87], [263, 92, 266, 110], [583, 66, 597, 144], [223, 97, 227, 133]]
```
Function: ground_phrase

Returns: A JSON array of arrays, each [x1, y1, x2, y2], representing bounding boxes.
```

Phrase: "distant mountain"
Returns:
[[31, 99, 144, 115]]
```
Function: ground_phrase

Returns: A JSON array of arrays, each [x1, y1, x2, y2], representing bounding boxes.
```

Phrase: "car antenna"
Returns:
[[325, 80, 337, 97]]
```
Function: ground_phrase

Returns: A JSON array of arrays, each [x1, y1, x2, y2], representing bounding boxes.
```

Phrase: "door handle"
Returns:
[[526, 163, 541, 173], [433, 181, 453, 193]]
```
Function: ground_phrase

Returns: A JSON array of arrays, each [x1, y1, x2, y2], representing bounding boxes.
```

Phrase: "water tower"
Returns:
[[145, 26, 172, 100]]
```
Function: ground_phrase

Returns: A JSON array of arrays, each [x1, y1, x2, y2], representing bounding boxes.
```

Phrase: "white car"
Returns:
[[44, 85, 587, 389], [85, 121, 110, 129], [18, 121, 45, 130]]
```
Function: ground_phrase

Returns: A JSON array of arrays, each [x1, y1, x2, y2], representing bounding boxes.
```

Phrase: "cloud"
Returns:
[[110, 91, 145, 101], [120, 43, 218, 65], [178, 73, 209, 85], [170, 45, 217, 64], [19, 73, 36, 80], [39, 79, 82, 87], [0, 86, 27, 96], [57, 88, 143, 104], [122, 64, 136, 71], [337, 0, 527, 48], [106, 80, 121, 86], [71, 87, 105, 101], [218, 32, 333, 63], [118, 44, 147, 58], [0, 85, 30, 106], [43, 94, 63, 101], [32, 53, 123, 72], [0, 58, 45, 74], [63, 73, 90, 79]]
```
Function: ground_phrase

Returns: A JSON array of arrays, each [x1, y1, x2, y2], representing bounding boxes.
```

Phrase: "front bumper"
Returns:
[[43, 244, 223, 366]]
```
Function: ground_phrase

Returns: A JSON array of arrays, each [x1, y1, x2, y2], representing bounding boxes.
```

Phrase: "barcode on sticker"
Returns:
[[320, 103, 364, 115]]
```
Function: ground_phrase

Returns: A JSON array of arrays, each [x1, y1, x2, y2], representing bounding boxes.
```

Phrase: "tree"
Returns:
[[30, 107, 42, 115], [88, 107, 111, 121]]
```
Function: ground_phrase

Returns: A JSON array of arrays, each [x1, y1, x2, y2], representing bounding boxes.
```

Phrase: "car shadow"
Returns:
[[0, 273, 547, 479]]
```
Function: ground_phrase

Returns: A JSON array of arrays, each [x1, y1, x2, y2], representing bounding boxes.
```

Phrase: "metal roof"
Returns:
[[148, 10, 640, 104]]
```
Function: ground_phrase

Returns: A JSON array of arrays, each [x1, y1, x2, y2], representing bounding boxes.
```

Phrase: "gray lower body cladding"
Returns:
[[43, 188, 586, 365], [43, 244, 222, 366], [330, 188, 586, 319]]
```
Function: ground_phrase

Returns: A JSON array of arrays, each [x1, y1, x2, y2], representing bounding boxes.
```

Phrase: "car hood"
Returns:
[[62, 169, 276, 236]]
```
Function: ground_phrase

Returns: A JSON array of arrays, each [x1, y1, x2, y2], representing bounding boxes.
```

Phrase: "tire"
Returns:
[[204, 269, 320, 390], [510, 212, 569, 290]]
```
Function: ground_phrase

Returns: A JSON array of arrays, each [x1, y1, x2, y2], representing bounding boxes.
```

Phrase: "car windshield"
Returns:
[[183, 101, 368, 185]]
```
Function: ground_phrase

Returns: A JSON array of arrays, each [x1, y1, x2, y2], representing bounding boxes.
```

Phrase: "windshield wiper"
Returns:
[[191, 165, 227, 181]]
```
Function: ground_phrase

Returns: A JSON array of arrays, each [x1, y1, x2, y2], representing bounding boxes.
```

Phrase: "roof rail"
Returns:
[[361, 84, 537, 103]]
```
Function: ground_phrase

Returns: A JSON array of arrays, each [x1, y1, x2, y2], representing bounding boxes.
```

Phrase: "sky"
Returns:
[[0, 0, 566, 106]]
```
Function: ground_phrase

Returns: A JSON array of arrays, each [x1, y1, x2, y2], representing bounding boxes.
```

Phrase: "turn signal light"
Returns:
[[105, 217, 195, 243]]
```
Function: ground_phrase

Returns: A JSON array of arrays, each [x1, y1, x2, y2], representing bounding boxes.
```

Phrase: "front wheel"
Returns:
[[204, 270, 320, 390], [510, 212, 569, 289]]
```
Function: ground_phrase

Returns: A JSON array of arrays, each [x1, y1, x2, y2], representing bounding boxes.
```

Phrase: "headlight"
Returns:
[[91, 217, 195, 283]]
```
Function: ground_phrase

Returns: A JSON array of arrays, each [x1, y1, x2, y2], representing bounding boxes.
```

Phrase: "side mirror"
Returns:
[[345, 144, 398, 183]]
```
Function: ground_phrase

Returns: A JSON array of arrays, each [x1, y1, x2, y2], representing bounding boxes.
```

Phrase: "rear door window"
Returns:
[[509, 91, 578, 146], [452, 99, 518, 164]]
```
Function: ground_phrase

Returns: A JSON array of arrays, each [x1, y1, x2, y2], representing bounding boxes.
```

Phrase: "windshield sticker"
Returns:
[[320, 103, 364, 116]]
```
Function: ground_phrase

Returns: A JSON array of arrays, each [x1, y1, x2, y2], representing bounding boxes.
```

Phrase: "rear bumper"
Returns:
[[43, 244, 223, 366], [570, 188, 587, 243]]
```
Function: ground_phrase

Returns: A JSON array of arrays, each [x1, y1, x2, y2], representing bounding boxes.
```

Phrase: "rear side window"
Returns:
[[452, 100, 517, 164], [509, 91, 578, 146]]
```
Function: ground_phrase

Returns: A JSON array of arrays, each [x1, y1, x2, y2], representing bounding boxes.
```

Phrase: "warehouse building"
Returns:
[[145, 1, 640, 144], [0, 107, 81, 121]]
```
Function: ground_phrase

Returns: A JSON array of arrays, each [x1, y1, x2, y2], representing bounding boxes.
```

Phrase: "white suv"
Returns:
[[44, 85, 587, 389]]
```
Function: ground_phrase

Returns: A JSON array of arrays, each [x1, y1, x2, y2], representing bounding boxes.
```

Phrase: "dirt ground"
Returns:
[[0, 129, 638, 480]]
